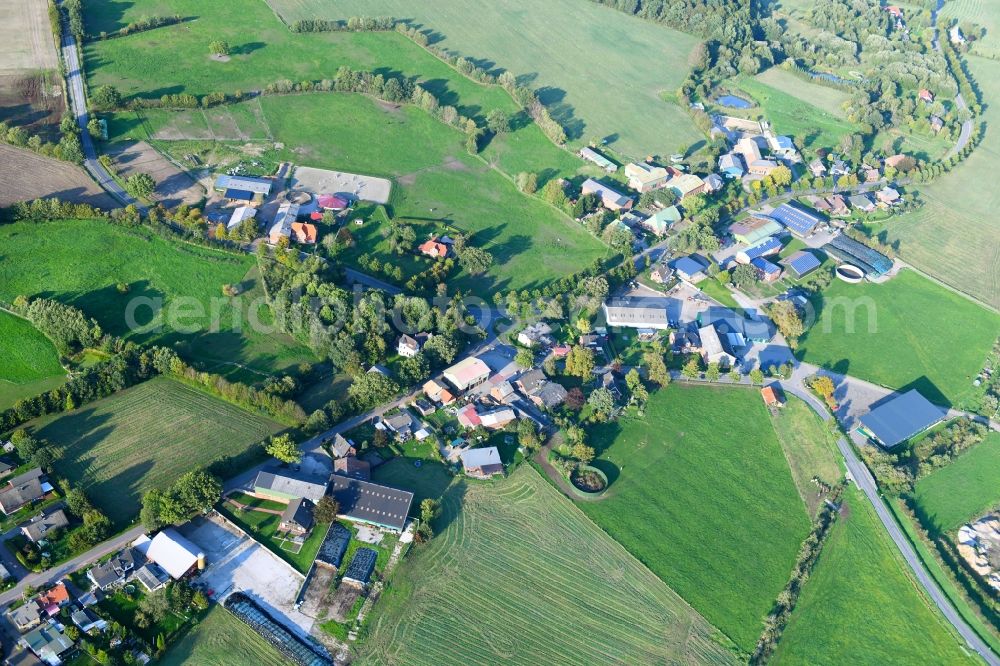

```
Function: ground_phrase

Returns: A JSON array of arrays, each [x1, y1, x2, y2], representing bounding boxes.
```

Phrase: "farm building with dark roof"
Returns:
[[858, 389, 945, 448]]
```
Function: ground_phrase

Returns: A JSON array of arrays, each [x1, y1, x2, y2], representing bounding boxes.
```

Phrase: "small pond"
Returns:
[[716, 94, 753, 109]]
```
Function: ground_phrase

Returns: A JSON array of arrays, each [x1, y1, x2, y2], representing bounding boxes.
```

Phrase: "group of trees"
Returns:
[[64, 488, 113, 552], [140, 469, 222, 530], [863, 418, 989, 493], [0, 118, 83, 164], [92, 14, 183, 40]]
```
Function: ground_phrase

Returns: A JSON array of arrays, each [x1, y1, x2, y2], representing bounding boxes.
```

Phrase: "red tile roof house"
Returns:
[[290, 222, 317, 244], [418, 238, 449, 258], [918, 88, 934, 103], [457, 404, 482, 429]]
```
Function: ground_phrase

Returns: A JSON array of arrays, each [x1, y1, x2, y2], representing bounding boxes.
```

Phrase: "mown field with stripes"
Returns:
[[32, 377, 283, 525], [360, 467, 739, 665]]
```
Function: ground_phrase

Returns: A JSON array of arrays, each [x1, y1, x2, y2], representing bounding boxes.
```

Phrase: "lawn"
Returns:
[[256, 93, 607, 293], [768, 396, 843, 517], [361, 466, 739, 665], [160, 605, 287, 666], [724, 71, 858, 153], [912, 433, 1000, 532], [796, 269, 1000, 408], [885, 55, 1000, 311], [218, 502, 329, 574], [0, 311, 66, 410], [580, 384, 812, 653], [772, 486, 977, 665], [31, 377, 283, 525], [371, 457, 453, 512], [0, 219, 315, 375], [262, 0, 704, 158]]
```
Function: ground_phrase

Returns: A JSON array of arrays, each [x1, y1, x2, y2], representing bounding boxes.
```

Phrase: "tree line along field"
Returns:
[[0, 311, 66, 411], [260, 0, 703, 159], [885, 55, 1000, 312], [159, 605, 287, 665], [772, 486, 978, 665], [796, 269, 1000, 409], [360, 467, 739, 665], [31, 377, 283, 526], [84, 0, 583, 180], [912, 433, 1000, 532], [0, 219, 316, 377], [580, 384, 812, 653]]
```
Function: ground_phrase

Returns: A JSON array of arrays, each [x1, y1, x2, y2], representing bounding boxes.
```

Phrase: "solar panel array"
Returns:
[[343, 548, 377, 585], [224, 593, 332, 666], [823, 235, 892, 276], [316, 523, 351, 568], [741, 236, 782, 261], [786, 251, 822, 277], [770, 203, 822, 236]]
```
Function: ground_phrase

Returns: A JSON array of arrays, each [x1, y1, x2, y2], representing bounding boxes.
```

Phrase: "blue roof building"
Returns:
[[770, 203, 823, 237], [737, 236, 783, 264], [672, 255, 708, 281], [750, 256, 782, 281], [784, 250, 822, 278], [858, 389, 945, 448], [223, 188, 255, 202], [718, 153, 745, 178]]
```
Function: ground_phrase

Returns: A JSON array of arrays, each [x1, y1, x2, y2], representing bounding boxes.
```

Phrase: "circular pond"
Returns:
[[571, 465, 608, 495], [836, 263, 865, 283]]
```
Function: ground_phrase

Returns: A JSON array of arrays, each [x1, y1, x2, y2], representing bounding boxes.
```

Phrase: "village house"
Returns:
[[396, 333, 428, 358], [703, 173, 724, 193], [418, 237, 449, 258], [423, 379, 455, 405], [457, 404, 482, 429], [950, 25, 966, 45], [719, 152, 745, 178], [671, 255, 710, 283], [697, 324, 736, 368], [643, 206, 681, 236], [528, 381, 568, 409], [334, 456, 372, 481], [667, 173, 706, 199], [279, 498, 315, 537], [0, 468, 45, 515], [581, 179, 633, 211], [764, 132, 798, 161], [71, 607, 107, 634], [331, 434, 357, 459], [460, 447, 504, 479], [382, 411, 414, 441], [517, 322, 553, 348], [825, 194, 850, 217], [734, 137, 778, 176], [808, 159, 827, 178], [848, 193, 877, 213], [930, 115, 944, 133], [490, 380, 516, 404], [88, 547, 142, 590], [479, 407, 516, 430], [861, 164, 881, 183], [884, 154, 910, 170], [578, 146, 617, 173], [750, 256, 782, 282], [761, 385, 785, 407], [602, 298, 670, 329], [670, 327, 702, 355], [515, 369, 547, 396], [830, 159, 850, 177], [412, 397, 435, 416], [19, 624, 74, 665], [649, 263, 673, 284], [290, 222, 317, 244], [918, 88, 934, 104], [876, 186, 901, 206], [21, 508, 69, 544], [624, 162, 672, 192]]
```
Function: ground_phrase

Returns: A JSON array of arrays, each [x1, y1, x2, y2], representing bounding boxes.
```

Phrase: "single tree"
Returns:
[[266, 434, 301, 464], [314, 495, 339, 523], [209, 39, 231, 56], [515, 346, 534, 368], [486, 109, 510, 134], [125, 172, 156, 199]]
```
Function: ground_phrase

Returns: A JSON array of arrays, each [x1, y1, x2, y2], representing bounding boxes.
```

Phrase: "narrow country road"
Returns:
[[60, 17, 136, 208], [0, 525, 146, 607], [779, 373, 1000, 666]]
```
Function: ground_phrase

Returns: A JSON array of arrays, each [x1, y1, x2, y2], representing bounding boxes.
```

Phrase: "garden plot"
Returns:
[[290, 165, 392, 204], [182, 513, 316, 638], [106, 140, 204, 206]]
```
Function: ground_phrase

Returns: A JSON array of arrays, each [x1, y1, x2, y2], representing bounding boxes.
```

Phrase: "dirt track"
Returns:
[[0, 144, 116, 208]]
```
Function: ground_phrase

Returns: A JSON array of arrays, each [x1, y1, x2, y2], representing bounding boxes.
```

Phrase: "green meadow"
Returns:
[[0, 311, 66, 410], [912, 433, 1000, 532], [0, 219, 315, 375], [581, 384, 812, 652], [797, 269, 1000, 407], [773, 486, 976, 665]]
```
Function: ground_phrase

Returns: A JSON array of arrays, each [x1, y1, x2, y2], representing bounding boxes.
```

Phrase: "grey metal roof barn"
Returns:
[[602, 298, 670, 329], [858, 389, 945, 448], [253, 468, 329, 502], [329, 476, 413, 532]]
